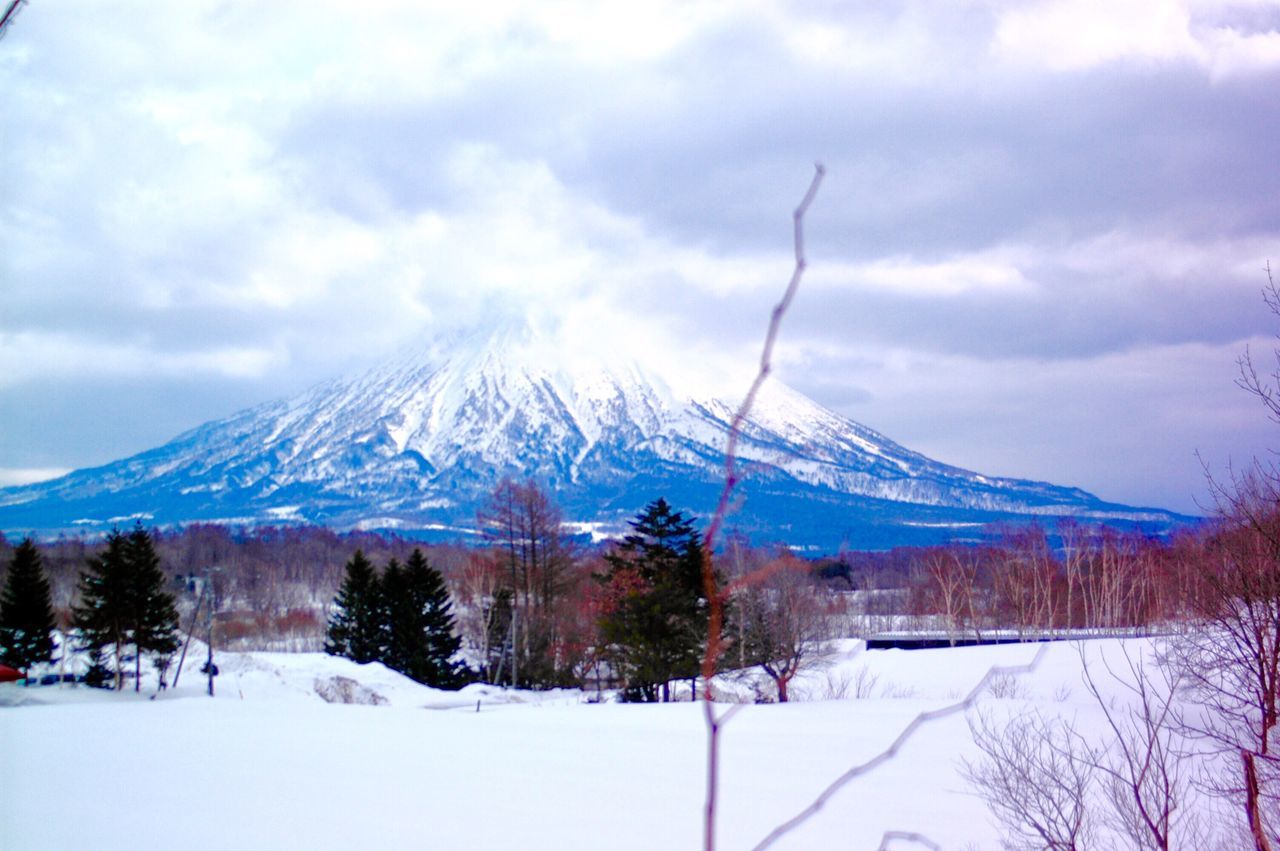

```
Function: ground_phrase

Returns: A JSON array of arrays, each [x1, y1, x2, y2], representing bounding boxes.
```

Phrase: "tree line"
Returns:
[[323, 548, 465, 689], [1, 523, 178, 691], [0, 493, 1241, 702], [5, 477, 1280, 844]]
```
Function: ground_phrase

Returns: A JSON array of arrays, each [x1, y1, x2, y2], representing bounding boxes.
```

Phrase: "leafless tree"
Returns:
[[990, 525, 1060, 636], [1080, 644, 1202, 851], [922, 547, 982, 645], [1182, 262, 1280, 850], [1171, 498, 1280, 851], [963, 642, 1211, 851], [734, 552, 833, 702], [962, 709, 1100, 850], [477, 477, 577, 685], [454, 549, 505, 681]]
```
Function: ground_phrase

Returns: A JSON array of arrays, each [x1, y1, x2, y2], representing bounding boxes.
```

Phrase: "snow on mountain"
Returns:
[[0, 321, 1188, 548]]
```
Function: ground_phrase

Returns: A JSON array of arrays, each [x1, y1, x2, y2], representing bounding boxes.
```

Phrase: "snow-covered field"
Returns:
[[0, 638, 1216, 850]]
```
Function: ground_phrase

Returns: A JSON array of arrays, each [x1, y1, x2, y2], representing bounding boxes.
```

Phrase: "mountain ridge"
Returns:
[[0, 322, 1192, 549]]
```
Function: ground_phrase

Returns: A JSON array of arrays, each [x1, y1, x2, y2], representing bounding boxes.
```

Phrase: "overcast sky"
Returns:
[[3, 0, 1279, 515]]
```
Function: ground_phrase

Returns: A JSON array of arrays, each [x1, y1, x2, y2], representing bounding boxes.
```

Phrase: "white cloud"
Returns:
[[1, 0, 1277, 517], [0, 468, 72, 488], [1202, 22, 1280, 78], [993, 0, 1280, 77], [994, 0, 1199, 70], [809, 251, 1034, 297], [0, 334, 287, 386]]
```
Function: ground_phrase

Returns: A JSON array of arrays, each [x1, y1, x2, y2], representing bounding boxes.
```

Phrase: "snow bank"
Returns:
[[0, 638, 1210, 850]]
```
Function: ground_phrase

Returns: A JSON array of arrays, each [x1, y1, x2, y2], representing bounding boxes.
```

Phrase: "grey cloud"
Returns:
[[0, 374, 301, 472], [262, 9, 1280, 268], [568, 68, 1280, 258], [5, 1, 1280, 517], [602, 242, 1273, 365]]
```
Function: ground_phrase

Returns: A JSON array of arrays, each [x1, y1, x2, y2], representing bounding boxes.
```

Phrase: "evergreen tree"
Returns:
[[380, 556, 407, 669], [0, 537, 57, 675], [387, 548, 464, 688], [324, 550, 383, 663], [124, 524, 179, 692], [597, 498, 711, 702], [74, 529, 133, 690], [73, 525, 178, 692]]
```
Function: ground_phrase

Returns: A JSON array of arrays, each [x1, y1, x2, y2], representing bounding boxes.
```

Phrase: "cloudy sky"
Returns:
[[3, 0, 1279, 515]]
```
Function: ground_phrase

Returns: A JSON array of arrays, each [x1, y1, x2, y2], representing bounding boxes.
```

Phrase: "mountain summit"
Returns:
[[0, 321, 1186, 548]]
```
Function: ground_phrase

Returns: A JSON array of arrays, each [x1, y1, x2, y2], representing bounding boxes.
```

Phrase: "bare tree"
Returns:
[[963, 643, 1211, 851], [990, 525, 1060, 637], [1171, 498, 1280, 851], [477, 478, 577, 686], [734, 552, 832, 702], [962, 709, 1100, 851], [1184, 263, 1280, 850], [922, 547, 982, 645], [454, 549, 505, 681], [1080, 644, 1201, 851]]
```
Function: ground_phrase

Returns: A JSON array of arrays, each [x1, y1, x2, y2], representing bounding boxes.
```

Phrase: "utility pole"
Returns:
[[205, 601, 216, 696], [172, 574, 208, 690], [203, 566, 221, 697], [174, 567, 221, 695]]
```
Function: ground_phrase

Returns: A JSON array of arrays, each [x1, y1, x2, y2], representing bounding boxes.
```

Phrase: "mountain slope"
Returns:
[[0, 323, 1188, 548]]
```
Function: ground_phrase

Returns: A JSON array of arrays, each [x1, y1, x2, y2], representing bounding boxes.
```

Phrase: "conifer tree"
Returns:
[[74, 529, 132, 689], [387, 548, 464, 688], [0, 537, 57, 675], [597, 498, 710, 702], [73, 525, 178, 691], [380, 556, 407, 669], [124, 524, 179, 692], [324, 550, 383, 663]]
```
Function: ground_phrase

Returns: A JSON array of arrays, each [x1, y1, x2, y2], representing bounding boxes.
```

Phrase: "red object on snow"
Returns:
[[0, 664, 23, 683]]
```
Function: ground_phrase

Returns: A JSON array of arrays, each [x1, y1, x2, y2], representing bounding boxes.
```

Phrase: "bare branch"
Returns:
[[704, 162, 826, 553], [751, 643, 1049, 850], [0, 0, 28, 41], [700, 163, 824, 851], [962, 708, 1098, 851], [1079, 642, 1193, 850], [876, 830, 942, 851]]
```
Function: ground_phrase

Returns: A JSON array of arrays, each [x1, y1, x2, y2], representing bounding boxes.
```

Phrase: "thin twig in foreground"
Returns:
[[701, 162, 825, 851], [751, 643, 1050, 850], [877, 830, 942, 851]]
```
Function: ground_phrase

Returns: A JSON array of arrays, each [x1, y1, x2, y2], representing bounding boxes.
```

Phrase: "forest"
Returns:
[[0, 475, 1250, 694]]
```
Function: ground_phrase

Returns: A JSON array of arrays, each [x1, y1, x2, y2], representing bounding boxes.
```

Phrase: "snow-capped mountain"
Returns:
[[0, 322, 1188, 548]]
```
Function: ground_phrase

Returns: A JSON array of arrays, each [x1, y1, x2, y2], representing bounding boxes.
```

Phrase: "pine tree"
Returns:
[[324, 550, 383, 663], [124, 524, 179, 692], [380, 556, 406, 671], [0, 537, 57, 675], [597, 498, 710, 702], [74, 529, 133, 690], [387, 548, 464, 688], [73, 525, 178, 691]]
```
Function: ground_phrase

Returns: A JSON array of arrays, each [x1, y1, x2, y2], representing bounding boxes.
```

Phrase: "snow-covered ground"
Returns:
[[0, 638, 1226, 849]]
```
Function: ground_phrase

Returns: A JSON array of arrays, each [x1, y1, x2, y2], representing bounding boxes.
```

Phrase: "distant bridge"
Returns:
[[865, 628, 1160, 650]]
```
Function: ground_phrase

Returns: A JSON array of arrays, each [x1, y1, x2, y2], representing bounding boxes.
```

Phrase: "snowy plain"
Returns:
[[0, 638, 1216, 850]]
